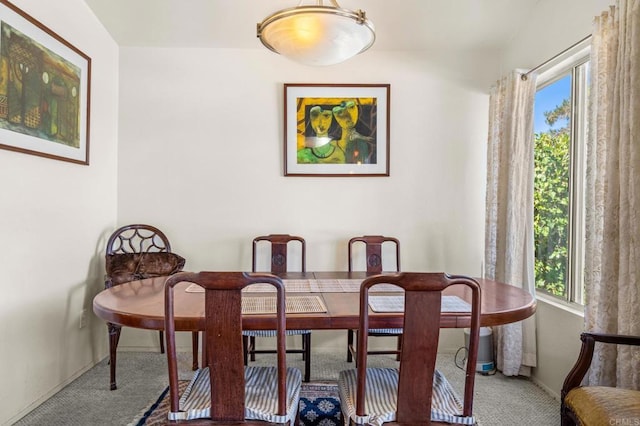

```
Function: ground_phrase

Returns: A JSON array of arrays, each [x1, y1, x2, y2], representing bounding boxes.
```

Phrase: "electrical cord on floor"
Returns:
[[454, 346, 467, 370], [453, 346, 498, 376]]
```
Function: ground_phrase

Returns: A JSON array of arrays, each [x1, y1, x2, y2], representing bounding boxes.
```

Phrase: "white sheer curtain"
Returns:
[[485, 70, 537, 376], [584, 0, 640, 388]]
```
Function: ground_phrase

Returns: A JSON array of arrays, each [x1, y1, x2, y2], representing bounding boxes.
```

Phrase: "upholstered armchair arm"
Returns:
[[585, 332, 640, 346], [561, 332, 640, 399]]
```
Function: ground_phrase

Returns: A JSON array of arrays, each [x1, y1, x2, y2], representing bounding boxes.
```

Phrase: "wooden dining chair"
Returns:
[[561, 332, 640, 425], [347, 235, 402, 362], [104, 224, 198, 390], [165, 271, 302, 424], [338, 272, 482, 425], [243, 234, 311, 382]]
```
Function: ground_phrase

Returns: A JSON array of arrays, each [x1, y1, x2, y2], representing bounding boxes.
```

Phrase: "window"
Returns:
[[533, 42, 590, 305]]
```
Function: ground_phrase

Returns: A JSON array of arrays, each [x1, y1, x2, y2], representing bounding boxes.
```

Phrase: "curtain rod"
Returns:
[[520, 34, 592, 81]]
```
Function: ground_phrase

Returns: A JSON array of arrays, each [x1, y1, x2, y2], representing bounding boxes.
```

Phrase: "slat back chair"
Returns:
[[347, 235, 402, 362], [104, 224, 197, 390], [338, 273, 482, 425], [164, 272, 301, 424], [245, 234, 311, 382], [348, 235, 400, 273], [252, 234, 306, 274]]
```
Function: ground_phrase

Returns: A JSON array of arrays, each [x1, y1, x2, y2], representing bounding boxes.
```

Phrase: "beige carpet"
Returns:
[[14, 350, 560, 425]]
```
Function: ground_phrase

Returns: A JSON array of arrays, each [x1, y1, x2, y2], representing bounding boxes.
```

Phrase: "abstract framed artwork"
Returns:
[[0, 0, 91, 165], [284, 83, 390, 176]]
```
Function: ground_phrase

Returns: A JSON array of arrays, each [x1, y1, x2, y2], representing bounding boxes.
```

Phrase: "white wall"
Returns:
[[0, 1, 119, 424], [499, 0, 614, 398], [114, 46, 499, 351]]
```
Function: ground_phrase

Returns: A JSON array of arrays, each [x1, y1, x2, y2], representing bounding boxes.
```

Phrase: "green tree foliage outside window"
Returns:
[[534, 99, 570, 296]]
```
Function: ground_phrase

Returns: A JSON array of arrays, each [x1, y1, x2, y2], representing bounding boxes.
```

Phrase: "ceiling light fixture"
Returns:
[[257, 0, 375, 66]]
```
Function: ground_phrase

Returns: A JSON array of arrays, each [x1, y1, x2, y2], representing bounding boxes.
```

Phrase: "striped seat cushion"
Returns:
[[368, 328, 403, 334], [168, 366, 302, 423], [243, 329, 311, 337], [338, 368, 476, 425]]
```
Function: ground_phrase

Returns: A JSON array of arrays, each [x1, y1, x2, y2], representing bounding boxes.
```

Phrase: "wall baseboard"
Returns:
[[7, 359, 97, 425], [530, 375, 561, 401]]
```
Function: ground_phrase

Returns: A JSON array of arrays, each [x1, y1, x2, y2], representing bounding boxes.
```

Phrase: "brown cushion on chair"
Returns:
[[565, 386, 640, 425], [106, 252, 186, 285]]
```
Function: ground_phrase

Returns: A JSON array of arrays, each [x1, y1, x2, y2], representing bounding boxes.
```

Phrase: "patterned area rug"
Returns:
[[298, 382, 342, 425], [132, 381, 342, 426]]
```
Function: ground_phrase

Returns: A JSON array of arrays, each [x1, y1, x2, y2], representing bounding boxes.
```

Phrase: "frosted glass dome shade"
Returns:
[[257, 5, 375, 66]]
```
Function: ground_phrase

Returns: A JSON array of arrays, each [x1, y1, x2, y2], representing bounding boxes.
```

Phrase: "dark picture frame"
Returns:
[[0, 0, 91, 165], [284, 83, 390, 176]]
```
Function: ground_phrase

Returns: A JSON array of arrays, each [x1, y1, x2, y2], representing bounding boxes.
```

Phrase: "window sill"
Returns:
[[536, 293, 585, 317]]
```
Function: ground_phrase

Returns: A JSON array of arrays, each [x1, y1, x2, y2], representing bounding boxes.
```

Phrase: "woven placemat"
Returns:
[[242, 295, 327, 314], [368, 295, 471, 313]]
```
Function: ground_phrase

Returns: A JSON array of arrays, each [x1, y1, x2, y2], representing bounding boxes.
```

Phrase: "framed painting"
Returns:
[[284, 83, 390, 176], [0, 0, 91, 165]]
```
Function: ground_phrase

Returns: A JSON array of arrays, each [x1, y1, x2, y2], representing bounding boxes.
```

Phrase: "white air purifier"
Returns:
[[464, 327, 495, 374]]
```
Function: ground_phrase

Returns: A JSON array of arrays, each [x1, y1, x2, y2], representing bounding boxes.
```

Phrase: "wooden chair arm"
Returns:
[[584, 331, 640, 346], [561, 332, 640, 400]]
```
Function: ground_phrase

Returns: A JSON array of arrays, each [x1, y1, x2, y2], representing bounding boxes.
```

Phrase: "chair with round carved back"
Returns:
[[104, 224, 197, 390]]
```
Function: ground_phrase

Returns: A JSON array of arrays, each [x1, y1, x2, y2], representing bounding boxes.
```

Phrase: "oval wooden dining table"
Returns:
[[93, 271, 536, 332]]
